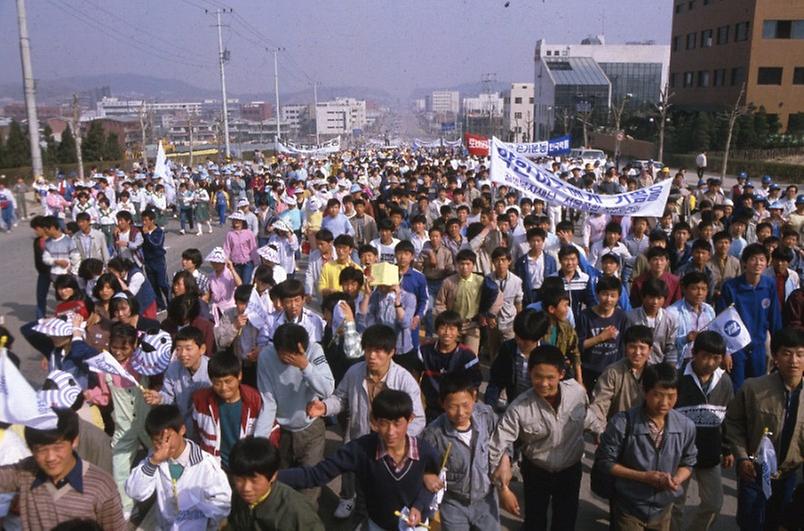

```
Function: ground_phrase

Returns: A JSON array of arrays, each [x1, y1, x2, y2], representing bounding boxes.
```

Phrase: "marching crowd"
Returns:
[[0, 149, 802, 531]]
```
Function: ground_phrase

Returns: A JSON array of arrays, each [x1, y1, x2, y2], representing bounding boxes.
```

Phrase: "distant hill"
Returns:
[[0, 73, 395, 105]]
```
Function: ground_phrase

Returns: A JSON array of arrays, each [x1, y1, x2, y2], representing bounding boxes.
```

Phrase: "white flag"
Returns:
[[153, 140, 174, 187], [704, 306, 752, 354], [0, 349, 58, 429], [755, 432, 778, 499], [85, 351, 140, 387]]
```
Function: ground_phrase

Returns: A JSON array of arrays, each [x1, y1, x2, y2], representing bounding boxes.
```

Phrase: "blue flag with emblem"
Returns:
[[704, 305, 751, 354]]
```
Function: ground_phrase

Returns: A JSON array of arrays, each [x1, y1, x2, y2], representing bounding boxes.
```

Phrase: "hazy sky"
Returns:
[[0, 0, 671, 98]]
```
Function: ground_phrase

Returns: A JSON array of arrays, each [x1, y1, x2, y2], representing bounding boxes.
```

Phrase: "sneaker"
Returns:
[[179, 229, 186, 235], [334, 496, 356, 519], [197, 230, 203, 236]]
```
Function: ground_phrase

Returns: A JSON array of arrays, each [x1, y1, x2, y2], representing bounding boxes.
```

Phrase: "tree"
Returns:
[[57, 125, 78, 164], [42, 124, 58, 166], [654, 83, 673, 162], [5, 120, 31, 168], [735, 113, 756, 149], [82, 121, 106, 162], [721, 83, 750, 179], [692, 112, 712, 152], [103, 133, 123, 161], [0, 132, 7, 168], [754, 106, 770, 146]]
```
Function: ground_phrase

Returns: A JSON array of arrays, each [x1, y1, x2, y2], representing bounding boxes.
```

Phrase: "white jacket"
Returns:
[[126, 439, 231, 530]]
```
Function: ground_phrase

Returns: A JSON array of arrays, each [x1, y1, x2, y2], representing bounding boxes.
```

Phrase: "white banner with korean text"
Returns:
[[489, 137, 672, 217]]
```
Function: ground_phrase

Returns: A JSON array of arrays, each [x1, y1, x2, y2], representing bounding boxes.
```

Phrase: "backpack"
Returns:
[[590, 410, 633, 499]]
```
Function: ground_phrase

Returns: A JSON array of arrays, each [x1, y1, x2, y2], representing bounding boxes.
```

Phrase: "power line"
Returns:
[[45, 0, 211, 69]]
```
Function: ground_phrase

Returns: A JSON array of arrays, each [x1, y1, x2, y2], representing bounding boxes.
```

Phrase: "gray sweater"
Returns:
[[254, 342, 334, 433]]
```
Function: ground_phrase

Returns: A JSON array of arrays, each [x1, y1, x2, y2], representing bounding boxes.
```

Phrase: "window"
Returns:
[[675, 3, 682, 14], [514, 97, 522, 104], [795, 67, 804, 85], [757, 67, 783, 85], [701, 29, 713, 47], [697, 71, 710, 87], [514, 112, 523, 119], [688, 1, 695, 10], [735, 21, 750, 42], [546, 50, 552, 56], [713, 69, 726, 87], [717, 25, 730, 44], [703, 0, 710, 4], [673, 36, 679, 51], [763, 20, 804, 39], [670, 72, 677, 88], [529, 97, 534, 104], [686, 32, 697, 49], [684, 71, 694, 88], [731, 66, 745, 86]]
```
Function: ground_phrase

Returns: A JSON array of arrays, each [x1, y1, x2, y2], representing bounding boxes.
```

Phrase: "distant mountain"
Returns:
[[410, 80, 513, 100], [0, 73, 395, 105]]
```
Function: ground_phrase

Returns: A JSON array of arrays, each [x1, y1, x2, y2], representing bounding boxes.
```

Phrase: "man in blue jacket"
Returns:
[[716, 243, 782, 389], [141, 209, 170, 312]]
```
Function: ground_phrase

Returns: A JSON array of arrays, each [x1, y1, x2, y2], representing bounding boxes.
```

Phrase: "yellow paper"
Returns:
[[371, 262, 400, 287]]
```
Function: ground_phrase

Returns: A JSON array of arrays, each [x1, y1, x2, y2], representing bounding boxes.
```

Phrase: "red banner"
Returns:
[[465, 133, 489, 157]]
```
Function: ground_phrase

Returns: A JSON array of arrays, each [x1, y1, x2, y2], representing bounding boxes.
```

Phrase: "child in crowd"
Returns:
[[254, 323, 334, 505], [192, 353, 264, 469], [306, 324, 425, 520], [179, 248, 210, 301], [586, 325, 652, 436], [423, 372, 500, 531], [278, 389, 441, 530], [84, 323, 151, 517], [420, 310, 483, 422], [672, 331, 734, 531], [486, 247, 524, 359], [515, 227, 557, 306], [320, 234, 360, 297], [626, 278, 679, 366], [578, 275, 628, 391], [490, 345, 591, 530], [142, 327, 210, 441], [126, 405, 231, 530], [226, 437, 324, 530], [206, 247, 242, 323]]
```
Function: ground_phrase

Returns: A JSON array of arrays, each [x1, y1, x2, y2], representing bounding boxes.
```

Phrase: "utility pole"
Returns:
[[612, 93, 632, 170], [139, 102, 148, 167], [15, 0, 43, 177], [313, 81, 320, 144], [207, 8, 232, 160], [188, 111, 194, 168], [481, 73, 497, 137], [269, 47, 285, 142], [71, 95, 84, 181], [722, 83, 750, 180]]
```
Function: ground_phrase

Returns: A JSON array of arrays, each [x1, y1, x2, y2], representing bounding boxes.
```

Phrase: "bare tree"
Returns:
[[721, 83, 750, 179], [655, 83, 673, 163], [611, 93, 632, 168]]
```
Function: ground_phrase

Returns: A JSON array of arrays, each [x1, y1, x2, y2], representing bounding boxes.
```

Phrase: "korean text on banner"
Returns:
[[489, 137, 672, 217]]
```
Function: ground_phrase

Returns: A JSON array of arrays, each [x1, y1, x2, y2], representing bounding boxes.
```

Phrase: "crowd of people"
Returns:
[[0, 148, 801, 531]]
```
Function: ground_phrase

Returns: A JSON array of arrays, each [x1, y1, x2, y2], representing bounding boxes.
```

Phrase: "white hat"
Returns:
[[723, 198, 734, 207], [282, 195, 297, 206], [236, 198, 250, 208], [132, 329, 174, 376], [205, 246, 227, 263], [271, 219, 293, 233], [32, 317, 73, 337], [257, 244, 280, 264], [228, 211, 247, 222], [39, 370, 82, 409], [306, 196, 323, 212]]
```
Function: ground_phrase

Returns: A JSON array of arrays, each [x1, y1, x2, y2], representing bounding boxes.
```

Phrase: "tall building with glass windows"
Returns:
[[533, 37, 670, 140], [669, 0, 804, 130]]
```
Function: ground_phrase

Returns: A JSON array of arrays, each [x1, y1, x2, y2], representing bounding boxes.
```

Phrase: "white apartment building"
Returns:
[[503, 83, 535, 142], [315, 97, 367, 136], [428, 91, 460, 115], [462, 92, 505, 117]]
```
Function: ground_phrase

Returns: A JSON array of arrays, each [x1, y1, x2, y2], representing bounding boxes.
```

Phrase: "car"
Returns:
[[569, 148, 607, 166], [630, 159, 664, 173]]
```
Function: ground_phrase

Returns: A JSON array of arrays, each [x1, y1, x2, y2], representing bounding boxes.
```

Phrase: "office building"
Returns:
[[503, 83, 535, 142], [669, 0, 804, 130]]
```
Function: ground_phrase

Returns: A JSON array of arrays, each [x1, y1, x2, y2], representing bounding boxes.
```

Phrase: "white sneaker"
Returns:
[[179, 229, 186, 235], [197, 229, 203, 236], [334, 496, 355, 519]]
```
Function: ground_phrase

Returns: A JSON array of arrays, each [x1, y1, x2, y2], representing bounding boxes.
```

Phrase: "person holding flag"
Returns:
[[716, 244, 782, 389], [724, 327, 804, 531]]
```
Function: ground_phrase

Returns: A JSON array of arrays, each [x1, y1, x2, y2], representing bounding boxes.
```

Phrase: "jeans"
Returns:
[[0, 206, 13, 231], [145, 261, 171, 311], [179, 207, 194, 231], [737, 470, 797, 531], [234, 262, 254, 285], [216, 203, 227, 225], [36, 272, 51, 319], [521, 459, 582, 531]]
